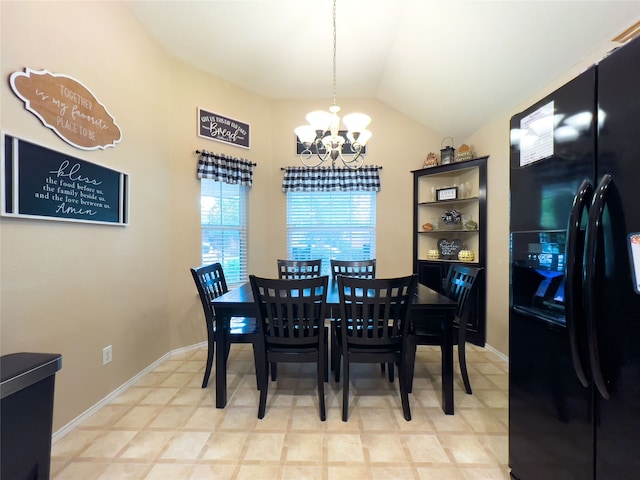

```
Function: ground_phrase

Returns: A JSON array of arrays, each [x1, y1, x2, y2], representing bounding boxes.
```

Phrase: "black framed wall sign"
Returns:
[[198, 108, 250, 149], [1, 133, 129, 225]]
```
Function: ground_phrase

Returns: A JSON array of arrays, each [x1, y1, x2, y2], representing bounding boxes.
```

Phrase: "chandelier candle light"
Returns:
[[294, 0, 372, 170]]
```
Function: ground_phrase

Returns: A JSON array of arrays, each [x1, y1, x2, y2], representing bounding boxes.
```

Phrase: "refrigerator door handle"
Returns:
[[565, 178, 592, 387], [584, 173, 612, 400]]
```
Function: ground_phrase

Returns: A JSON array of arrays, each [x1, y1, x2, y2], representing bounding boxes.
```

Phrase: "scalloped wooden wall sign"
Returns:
[[9, 68, 122, 150]]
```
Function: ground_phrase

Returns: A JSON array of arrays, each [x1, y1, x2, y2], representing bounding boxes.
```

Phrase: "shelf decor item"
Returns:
[[462, 214, 477, 230], [437, 238, 464, 260], [458, 249, 475, 261], [436, 186, 458, 201], [426, 249, 440, 260], [440, 137, 456, 165], [441, 209, 462, 230], [423, 152, 438, 168], [455, 144, 474, 162]]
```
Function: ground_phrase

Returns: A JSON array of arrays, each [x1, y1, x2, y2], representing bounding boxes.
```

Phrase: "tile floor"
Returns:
[[51, 344, 510, 479]]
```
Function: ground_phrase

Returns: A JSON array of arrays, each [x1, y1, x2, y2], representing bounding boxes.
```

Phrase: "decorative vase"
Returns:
[[462, 214, 477, 230]]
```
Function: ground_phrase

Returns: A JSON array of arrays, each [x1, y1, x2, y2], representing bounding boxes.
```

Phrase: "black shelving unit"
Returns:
[[411, 156, 488, 346]]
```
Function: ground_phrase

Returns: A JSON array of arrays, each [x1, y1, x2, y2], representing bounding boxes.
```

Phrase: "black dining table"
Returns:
[[211, 278, 458, 414]]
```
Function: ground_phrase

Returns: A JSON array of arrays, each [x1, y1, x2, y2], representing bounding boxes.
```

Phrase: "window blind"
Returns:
[[286, 190, 376, 276], [201, 179, 248, 286]]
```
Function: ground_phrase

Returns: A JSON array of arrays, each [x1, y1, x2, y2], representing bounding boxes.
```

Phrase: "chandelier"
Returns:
[[294, 0, 372, 170]]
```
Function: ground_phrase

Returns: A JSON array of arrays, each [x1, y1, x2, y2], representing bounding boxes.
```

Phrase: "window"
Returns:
[[286, 191, 376, 276], [200, 179, 248, 286]]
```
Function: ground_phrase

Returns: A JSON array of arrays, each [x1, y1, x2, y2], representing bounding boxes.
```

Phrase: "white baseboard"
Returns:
[[484, 343, 508, 363], [52, 342, 206, 443]]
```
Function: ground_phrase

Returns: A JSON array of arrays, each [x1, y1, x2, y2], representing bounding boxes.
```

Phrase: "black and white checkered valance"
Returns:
[[196, 150, 255, 187], [281, 166, 381, 192]]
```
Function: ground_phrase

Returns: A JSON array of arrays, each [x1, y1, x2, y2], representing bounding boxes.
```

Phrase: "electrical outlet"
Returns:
[[102, 345, 112, 365]]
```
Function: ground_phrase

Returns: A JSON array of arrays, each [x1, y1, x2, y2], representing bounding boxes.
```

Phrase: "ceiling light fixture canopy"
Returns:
[[295, 0, 371, 169]]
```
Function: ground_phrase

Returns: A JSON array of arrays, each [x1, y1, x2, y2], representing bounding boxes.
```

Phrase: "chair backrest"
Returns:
[[277, 259, 322, 279], [337, 274, 418, 348], [443, 265, 482, 328], [250, 275, 329, 347], [190, 263, 229, 321], [330, 259, 376, 279]]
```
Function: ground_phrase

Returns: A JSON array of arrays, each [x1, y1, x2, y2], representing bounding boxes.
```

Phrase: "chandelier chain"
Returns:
[[332, 0, 337, 107], [294, 0, 370, 169]]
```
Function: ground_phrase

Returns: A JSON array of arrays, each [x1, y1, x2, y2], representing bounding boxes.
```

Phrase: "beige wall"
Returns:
[[164, 60, 274, 350], [1, 0, 176, 431]]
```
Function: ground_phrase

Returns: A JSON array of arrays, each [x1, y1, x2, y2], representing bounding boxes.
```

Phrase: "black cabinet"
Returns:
[[412, 156, 488, 345], [1, 352, 62, 480]]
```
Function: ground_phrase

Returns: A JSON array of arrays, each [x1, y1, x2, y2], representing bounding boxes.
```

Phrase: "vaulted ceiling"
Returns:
[[123, 0, 640, 140]]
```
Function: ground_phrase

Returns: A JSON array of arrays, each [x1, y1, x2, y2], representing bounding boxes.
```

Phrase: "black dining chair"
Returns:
[[269, 259, 324, 381], [334, 274, 418, 421], [190, 263, 264, 389], [250, 274, 329, 420], [330, 259, 376, 279], [277, 259, 322, 279], [407, 264, 482, 395], [329, 259, 378, 374]]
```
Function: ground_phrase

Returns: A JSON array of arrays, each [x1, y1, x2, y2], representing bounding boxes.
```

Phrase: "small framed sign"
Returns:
[[437, 238, 464, 260], [436, 186, 458, 201]]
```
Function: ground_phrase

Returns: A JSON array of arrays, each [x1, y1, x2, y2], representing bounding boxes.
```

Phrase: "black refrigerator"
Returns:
[[509, 36, 640, 480]]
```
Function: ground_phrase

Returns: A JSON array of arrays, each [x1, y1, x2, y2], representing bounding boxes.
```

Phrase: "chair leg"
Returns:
[[318, 354, 326, 421], [331, 339, 336, 372], [258, 357, 270, 419], [270, 362, 277, 381], [342, 358, 350, 422], [202, 331, 215, 388], [331, 326, 338, 372], [324, 327, 329, 382], [398, 362, 411, 421], [251, 340, 264, 391], [458, 343, 472, 394], [334, 351, 341, 382], [387, 362, 395, 383], [406, 337, 417, 394]]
